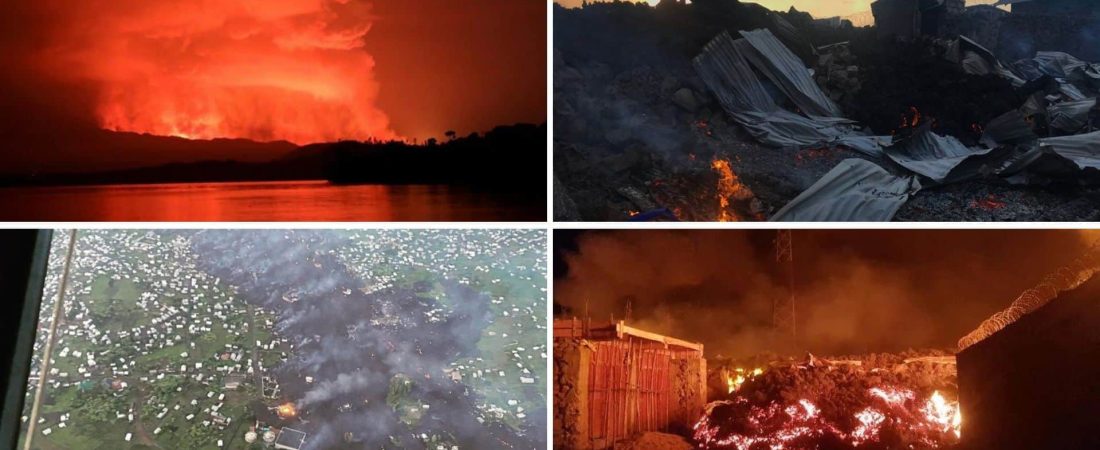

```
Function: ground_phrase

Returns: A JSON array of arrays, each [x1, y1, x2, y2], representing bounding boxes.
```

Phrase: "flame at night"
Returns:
[[725, 367, 764, 394], [44, 0, 397, 144], [710, 158, 754, 222]]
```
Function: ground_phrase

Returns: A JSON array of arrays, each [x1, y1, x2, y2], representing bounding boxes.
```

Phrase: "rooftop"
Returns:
[[552, 319, 704, 352], [274, 427, 307, 450]]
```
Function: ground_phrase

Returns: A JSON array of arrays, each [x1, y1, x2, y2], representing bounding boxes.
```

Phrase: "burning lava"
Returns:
[[40, 0, 397, 144], [699, 355, 962, 450], [696, 386, 960, 450]]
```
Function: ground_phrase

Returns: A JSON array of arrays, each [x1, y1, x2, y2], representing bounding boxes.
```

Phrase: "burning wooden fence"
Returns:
[[553, 319, 706, 449]]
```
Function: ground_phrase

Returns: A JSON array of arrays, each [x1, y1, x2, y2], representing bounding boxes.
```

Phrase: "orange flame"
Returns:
[[711, 158, 754, 222], [724, 367, 763, 394], [45, 0, 397, 144], [277, 402, 297, 418]]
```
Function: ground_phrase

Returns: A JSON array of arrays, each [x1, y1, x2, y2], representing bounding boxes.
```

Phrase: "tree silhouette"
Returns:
[[444, 130, 457, 141]]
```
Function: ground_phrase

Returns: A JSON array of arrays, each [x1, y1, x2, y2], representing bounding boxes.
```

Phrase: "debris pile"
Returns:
[[814, 42, 862, 106], [695, 351, 961, 449], [555, 1, 1100, 221]]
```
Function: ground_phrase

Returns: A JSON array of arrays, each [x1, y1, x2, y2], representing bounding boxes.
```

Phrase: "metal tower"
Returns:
[[773, 230, 796, 347]]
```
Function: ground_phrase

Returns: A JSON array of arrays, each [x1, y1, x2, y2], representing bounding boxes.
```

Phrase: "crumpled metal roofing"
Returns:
[[693, 30, 888, 154], [694, 32, 779, 114], [1031, 51, 1100, 82], [982, 109, 1038, 146], [770, 158, 920, 222], [948, 36, 1026, 86], [695, 28, 1097, 221], [884, 126, 994, 183], [737, 29, 844, 118], [1040, 131, 1100, 171], [1048, 98, 1097, 133]]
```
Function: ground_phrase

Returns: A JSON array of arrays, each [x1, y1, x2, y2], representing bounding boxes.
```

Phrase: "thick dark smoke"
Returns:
[[185, 230, 541, 450], [555, 230, 1095, 358]]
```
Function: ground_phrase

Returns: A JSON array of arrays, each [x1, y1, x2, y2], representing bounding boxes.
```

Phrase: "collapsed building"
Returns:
[[553, 319, 706, 449], [554, 1, 1100, 222]]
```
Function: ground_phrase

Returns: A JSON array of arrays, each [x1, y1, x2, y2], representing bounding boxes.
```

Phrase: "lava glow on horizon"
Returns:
[[42, 0, 397, 144]]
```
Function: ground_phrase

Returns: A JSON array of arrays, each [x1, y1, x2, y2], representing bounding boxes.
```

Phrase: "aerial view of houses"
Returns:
[[18, 229, 547, 450]]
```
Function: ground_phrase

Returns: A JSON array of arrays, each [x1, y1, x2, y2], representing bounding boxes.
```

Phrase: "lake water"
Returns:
[[0, 181, 543, 221]]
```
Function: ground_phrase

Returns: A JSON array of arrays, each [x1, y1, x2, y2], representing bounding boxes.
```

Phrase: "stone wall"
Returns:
[[667, 353, 707, 436], [553, 339, 590, 450]]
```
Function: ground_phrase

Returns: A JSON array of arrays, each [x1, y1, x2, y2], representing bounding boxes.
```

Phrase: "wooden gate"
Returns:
[[587, 339, 675, 448]]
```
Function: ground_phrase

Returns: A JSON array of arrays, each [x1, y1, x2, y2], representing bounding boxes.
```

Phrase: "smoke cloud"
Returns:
[[187, 230, 541, 449], [555, 230, 1095, 358], [27, 0, 395, 144]]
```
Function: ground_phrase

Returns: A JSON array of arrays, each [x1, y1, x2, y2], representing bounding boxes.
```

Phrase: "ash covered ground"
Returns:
[[554, 0, 1100, 221], [21, 229, 546, 450]]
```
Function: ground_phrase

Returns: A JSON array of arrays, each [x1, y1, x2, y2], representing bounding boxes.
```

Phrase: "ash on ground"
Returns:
[[554, 1, 1100, 222]]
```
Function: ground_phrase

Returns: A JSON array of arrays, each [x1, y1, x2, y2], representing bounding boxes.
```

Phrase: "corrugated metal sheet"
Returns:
[[948, 36, 1026, 86], [771, 158, 920, 222], [1041, 131, 1100, 171], [884, 126, 994, 183], [1049, 98, 1097, 133], [737, 29, 843, 118], [693, 30, 889, 155], [982, 109, 1038, 146], [693, 32, 779, 114]]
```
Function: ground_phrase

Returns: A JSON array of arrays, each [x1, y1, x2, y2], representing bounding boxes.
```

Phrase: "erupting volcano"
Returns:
[[46, 0, 396, 144], [0, 0, 547, 221]]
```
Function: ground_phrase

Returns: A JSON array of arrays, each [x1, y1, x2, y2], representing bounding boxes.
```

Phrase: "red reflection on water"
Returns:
[[0, 181, 540, 221]]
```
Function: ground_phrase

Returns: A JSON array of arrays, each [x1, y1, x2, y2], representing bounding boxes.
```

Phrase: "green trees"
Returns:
[[385, 374, 412, 409], [178, 423, 219, 448], [71, 387, 125, 427]]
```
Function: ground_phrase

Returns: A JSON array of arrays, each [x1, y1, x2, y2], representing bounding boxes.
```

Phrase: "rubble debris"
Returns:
[[693, 30, 888, 156], [814, 42, 862, 105], [1037, 131, 1100, 172], [553, 175, 582, 221], [883, 124, 995, 183], [980, 109, 1036, 146], [771, 159, 919, 222], [1048, 98, 1096, 134], [555, 1, 1100, 221], [696, 350, 961, 450]]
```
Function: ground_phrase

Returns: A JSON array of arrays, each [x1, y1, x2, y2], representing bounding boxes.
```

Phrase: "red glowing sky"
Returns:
[[0, 0, 545, 170]]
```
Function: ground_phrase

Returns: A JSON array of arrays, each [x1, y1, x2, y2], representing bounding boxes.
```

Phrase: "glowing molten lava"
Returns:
[[277, 402, 297, 418], [45, 0, 397, 144], [695, 386, 962, 449], [710, 158, 754, 222]]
